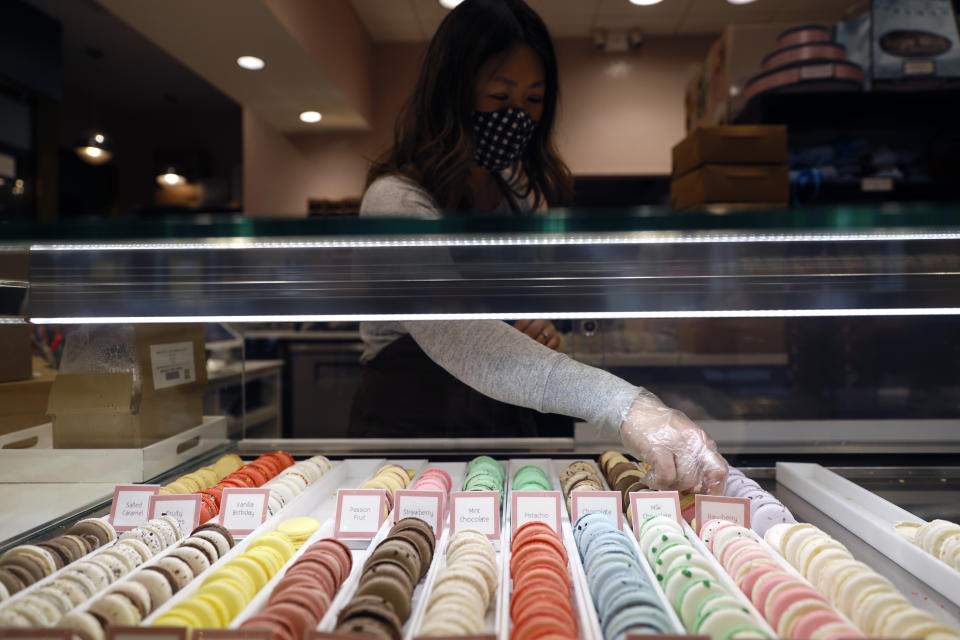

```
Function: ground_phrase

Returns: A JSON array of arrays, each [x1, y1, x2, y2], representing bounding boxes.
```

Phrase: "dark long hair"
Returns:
[[367, 0, 572, 211]]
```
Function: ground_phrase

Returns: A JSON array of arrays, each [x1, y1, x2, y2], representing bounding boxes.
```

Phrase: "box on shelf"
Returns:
[[672, 125, 788, 178], [873, 0, 960, 85], [677, 318, 787, 354], [47, 324, 207, 448], [685, 24, 794, 130], [0, 356, 55, 436], [670, 164, 789, 210], [0, 322, 32, 383]]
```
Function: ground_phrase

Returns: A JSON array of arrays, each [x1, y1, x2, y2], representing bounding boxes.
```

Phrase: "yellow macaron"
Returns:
[[228, 555, 269, 591], [203, 567, 256, 601], [197, 580, 248, 621]]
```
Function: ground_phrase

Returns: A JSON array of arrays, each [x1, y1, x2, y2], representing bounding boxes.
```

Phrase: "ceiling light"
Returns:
[[726, 0, 759, 4], [156, 167, 186, 187], [629, 0, 664, 5], [74, 130, 113, 165], [236, 55, 265, 70], [439, 0, 464, 8], [299, 111, 322, 123]]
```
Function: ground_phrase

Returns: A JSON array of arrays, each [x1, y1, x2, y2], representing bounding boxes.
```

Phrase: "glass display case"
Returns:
[[0, 205, 958, 636]]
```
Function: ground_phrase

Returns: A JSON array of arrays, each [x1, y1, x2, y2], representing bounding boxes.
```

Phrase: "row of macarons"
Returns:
[[194, 452, 296, 524], [698, 519, 860, 640], [510, 521, 576, 640], [636, 514, 772, 640], [575, 513, 673, 640], [57, 522, 236, 640], [153, 517, 321, 630], [0, 518, 117, 604], [419, 529, 498, 636], [334, 518, 436, 640], [894, 518, 960, 572], [0, 517, 185, 631], [765, 522, 960, 639]]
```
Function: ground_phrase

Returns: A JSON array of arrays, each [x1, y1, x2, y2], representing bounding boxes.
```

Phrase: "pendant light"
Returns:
[[74, 130, 114, 165]]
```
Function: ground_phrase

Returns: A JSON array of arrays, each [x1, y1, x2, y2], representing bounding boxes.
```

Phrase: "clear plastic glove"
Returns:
[[619, 389, 728, 495]]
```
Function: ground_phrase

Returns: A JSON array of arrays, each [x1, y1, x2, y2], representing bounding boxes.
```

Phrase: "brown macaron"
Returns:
[[560, 461, 596, 485], [61, 534, 93, 557], [1, 555, 46, 582], [0, 567, 26, 595], [359, 560, 414, 595], [614, 470, 648, 494], [337, 595, 402, 640], [391, 518, 436, 553], [142, 564, 182, 595], [336, 615, 399, 640], [355, 574, 412, 622], [36, 543, 67, 569], [191, 522, 235, 548], [365, 539, 420, 584], [388, 531, 432, 578]]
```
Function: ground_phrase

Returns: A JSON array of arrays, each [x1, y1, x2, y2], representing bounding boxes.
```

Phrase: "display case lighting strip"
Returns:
[[28, 307, 960, 324], [27, 229, 960, 251]]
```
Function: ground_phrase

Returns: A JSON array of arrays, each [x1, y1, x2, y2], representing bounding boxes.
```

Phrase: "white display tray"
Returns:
[[776, 461, 960, 609], [0, 416, 229, 483]]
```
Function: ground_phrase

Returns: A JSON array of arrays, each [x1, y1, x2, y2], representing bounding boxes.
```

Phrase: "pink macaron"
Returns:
[[790, 610, 847, 638], [751, 573, 799, 610], [720, 538, 759, 568], [728, 548, 774, 578], [739, 564, 783, 596], [766, 585, 829, 630]]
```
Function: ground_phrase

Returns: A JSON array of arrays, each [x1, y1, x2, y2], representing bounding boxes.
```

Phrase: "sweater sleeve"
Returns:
[[360, 175, 640, 434]]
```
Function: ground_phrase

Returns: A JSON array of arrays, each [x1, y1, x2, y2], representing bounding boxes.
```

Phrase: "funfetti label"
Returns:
[[450, 491, 500, 540], [148, 494, 201, 534], [630, 491, 683, 538], [695, 495, 751, 535], [0, 629, 73, 640], [394, 489, 445, 538], [511, 491, 562, 536], [217, 488, 270, 535], [107, 627, 186, 640], [109, 485, 159, 531], [571, 491, 623, 530], [334, 489, 389, 538], [193, 630, 271, 640]]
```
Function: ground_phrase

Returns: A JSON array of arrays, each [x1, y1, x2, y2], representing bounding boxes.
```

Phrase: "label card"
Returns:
[[334, 489, 389, 538], [217, 488, 271, 535], [148, 494, 201, 534], [630, 491, 683, 538], [107, 627, 186, 640], [695, 495, 751, 535], [511, 491, 562, 537], [193, 630, 271, 640], [109, 485, 159, 531], [449, 491, 500, 540], [393, 489, 445, 538], [0, 630, 72, 640], [571, 491, 623, 530], [150, 341, 196, 391]]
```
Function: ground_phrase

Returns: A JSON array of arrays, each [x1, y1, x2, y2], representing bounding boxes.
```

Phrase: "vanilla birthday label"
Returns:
[[109, 485, 159, 531], [218, 488, 270, 535], [450, 491, 500, 540]]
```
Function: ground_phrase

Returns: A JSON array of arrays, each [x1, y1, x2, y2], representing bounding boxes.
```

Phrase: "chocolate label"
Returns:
[[571, 490, 623, 530]]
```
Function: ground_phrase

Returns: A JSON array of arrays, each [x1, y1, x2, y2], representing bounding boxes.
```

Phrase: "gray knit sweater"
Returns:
[[358, 175, 640, 434]]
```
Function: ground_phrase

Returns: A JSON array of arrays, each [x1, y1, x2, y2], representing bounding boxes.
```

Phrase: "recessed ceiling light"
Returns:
[[237, 55, 265, 70], [726, 0, 759, 4], [438, 0, 463, 8], [629, 0, 664, 5], [299, 111, 322, 123]]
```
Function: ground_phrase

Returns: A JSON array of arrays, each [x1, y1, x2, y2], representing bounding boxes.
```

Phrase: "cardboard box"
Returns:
[[686, 24, 798, 130], [670, 164, 790, 210], [0, 357, 55, 436], [678, 319, 787, 354], [673, 126, 788, 178], [47, 324, 206, 448], [0, 323, 32, 383]]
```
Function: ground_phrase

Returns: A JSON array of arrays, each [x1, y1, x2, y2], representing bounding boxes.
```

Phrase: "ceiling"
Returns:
[[349, 0, 854, 41]]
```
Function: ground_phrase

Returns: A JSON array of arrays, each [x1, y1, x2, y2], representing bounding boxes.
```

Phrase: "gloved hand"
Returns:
[[619, 389, 728, 495]]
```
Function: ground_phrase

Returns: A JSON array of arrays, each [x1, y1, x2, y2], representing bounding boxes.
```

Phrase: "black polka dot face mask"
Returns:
[[471, 107, 537, 172]]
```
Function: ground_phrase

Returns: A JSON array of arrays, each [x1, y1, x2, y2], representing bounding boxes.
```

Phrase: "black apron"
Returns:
[[348, 334, 544, 438]]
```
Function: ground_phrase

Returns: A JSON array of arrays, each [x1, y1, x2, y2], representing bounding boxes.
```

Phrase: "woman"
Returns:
[[350, 0, 726, 495]]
